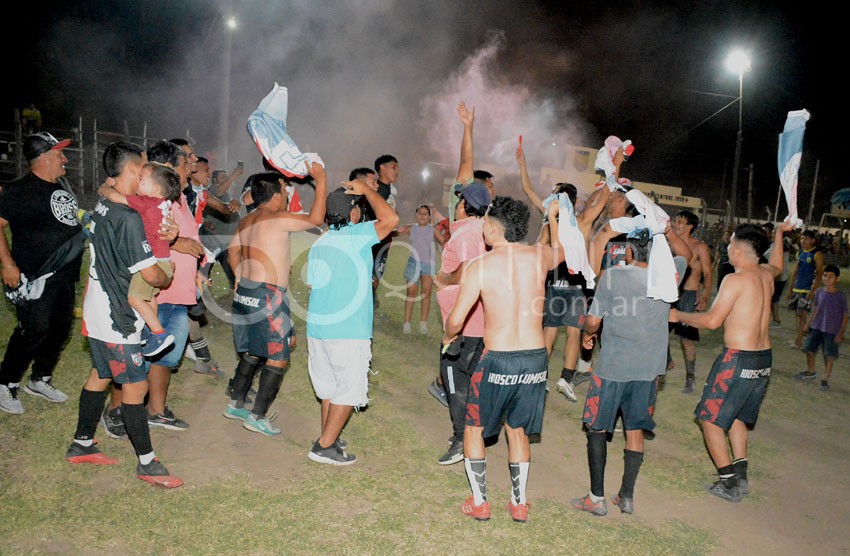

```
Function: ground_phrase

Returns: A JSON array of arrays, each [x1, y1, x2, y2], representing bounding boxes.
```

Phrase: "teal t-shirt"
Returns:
[[306, 221, 379, 339]]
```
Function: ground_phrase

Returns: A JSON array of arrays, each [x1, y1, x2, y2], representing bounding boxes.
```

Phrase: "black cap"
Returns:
[[23, 132, 71, 162], [326, 187, 361, 220]]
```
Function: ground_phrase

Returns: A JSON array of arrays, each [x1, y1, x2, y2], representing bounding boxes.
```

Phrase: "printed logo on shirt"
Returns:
[[51, 189, 80, 226]]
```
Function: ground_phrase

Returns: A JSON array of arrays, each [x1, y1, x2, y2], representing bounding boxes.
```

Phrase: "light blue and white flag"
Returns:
[[246, 82, 323, 179], [777, 109, 810, 227]]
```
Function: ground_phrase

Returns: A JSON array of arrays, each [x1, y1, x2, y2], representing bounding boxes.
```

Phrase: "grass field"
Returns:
[[1, 233, 847, 555]]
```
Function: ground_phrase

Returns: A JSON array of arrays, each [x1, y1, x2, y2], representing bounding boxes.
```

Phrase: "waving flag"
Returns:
[[777, 109, 810, 227], [246, 82, 323, 179]]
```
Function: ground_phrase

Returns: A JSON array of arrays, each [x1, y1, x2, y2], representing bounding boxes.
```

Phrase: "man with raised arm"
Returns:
[[224, 163, 326, 436], [671, 221, 793, 502], [443, 196, 563, 524]]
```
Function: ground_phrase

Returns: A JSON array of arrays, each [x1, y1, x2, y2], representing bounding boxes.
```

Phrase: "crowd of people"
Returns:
[[0, 110, 845, 522]]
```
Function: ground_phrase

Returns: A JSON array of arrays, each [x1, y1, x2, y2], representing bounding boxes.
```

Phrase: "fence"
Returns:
[[1, 110, 191, 204]]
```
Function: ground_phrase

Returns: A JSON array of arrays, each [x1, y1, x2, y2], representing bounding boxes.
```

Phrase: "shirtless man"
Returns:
[[671, 221, 792, 502], [223, 163, 326, 436], [443, 196, 564, 524], [670, 210, 713, 393], [518, 143, 614, 401]]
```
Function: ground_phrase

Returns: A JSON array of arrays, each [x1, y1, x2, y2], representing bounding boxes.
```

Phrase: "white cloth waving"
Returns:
[[542, 193, 596, 289]]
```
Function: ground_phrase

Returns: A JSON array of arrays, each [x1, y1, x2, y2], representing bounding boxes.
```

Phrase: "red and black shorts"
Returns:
[[582, 375, 657, 433], [232, 280, 292, 362], [465, 348, 548, 438], [88, 338, 148, 385], [695, 347, 772, 430]]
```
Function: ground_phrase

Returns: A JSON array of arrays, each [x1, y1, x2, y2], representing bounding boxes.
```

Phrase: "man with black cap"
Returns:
[[0, 133, 80, 414], [305, 175, 398, 465]]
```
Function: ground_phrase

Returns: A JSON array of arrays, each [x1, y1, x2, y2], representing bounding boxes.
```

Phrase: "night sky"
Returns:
[[7, 1, 842, 221]]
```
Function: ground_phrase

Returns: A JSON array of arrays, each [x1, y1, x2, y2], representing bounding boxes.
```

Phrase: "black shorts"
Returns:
[[466, 348, 548, 438], [582, 375, 657, 432], [772, 280, 787, 304], [695, 347, 771, 430], [542, 285, 586, 329], [88, 338, 148, 385], [232, 280, 292, 361], [671, 290, 700, 341]]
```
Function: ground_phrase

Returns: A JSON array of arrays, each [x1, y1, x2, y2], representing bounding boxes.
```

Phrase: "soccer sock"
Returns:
[[465, 458, 487, 505], [619, 449, 644, 499], [587, 430, 607, 498], [509, 461, 530, 505], [685, 359, 696, 378], [252, 364, 286, 418], [122, 402, 153, 458], [732, 458, 748, 482], [191, 338, 211, 361], [717, 464, 738, 488], [74, 389, 107, 441], [560, 368, 575, 382]]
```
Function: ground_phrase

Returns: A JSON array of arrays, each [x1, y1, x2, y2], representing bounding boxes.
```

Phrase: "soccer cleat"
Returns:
[[612, 494, 634, 514], [794, 371, 816, 381], [141, 330, 175, 357], [427, 378, 449, 408], [223, 404, 251, 421], [147, 406, 189, 430], [0, 384, 24, 414], [571, 494, 608, 516], [461, 497, 491, 521], [308, 440, 356, 466], [100, 405, 127, 439], [507, 501, 530, 523], [65, 441, 118, 465], [137, 458, 183, 488], [243, 414, 281, 436], [707, 479, 742, 503], [24, 378, 68, 403], [438, 439, 464, 466], [556, 378, 577, 402]]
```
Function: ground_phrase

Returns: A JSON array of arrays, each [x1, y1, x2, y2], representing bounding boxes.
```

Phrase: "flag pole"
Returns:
[[805, 159, 820, 228]]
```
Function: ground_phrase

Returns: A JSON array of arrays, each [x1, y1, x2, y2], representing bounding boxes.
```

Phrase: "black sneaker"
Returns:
[[100, 405, 127, 439], [147, 406, 189, 431], [308, 440, 356, 466], [572, 372, 592, 387], [438, 439, 464, 465], [706, 479, 741, 503], [681, 376, 695, 394], [137, 458, 184, 488]]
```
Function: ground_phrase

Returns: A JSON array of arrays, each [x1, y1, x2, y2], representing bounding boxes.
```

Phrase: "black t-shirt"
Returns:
[[0, 173, 82, 277], [83, 198, 156, 341]]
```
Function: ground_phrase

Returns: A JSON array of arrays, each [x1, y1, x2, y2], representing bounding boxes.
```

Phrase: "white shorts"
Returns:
[[307, 338, 371, 407]]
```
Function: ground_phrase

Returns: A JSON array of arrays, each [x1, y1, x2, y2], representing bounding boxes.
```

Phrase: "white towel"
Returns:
[[608, 189, 678, 302], [542, 193, 596, 289], [594, 136, 633, 190]]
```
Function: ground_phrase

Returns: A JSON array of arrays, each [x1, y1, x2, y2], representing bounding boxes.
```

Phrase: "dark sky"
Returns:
[[7, 0, 843, 221]]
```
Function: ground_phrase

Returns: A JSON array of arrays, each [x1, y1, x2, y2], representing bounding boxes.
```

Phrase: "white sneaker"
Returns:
[[0, 384, 24, 414], [556, 378, 577, 402], [419, 321, 428, 335], [24, 378, 68, 403], [183, 343, 197, 361], [402, 322, 411, 334]]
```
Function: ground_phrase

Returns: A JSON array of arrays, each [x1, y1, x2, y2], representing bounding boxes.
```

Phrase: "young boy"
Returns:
[[99, 162, 182, 356], [795, 264, 848, 391]]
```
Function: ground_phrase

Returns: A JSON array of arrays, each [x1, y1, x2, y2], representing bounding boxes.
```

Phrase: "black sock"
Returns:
[[231, 355, 262, 404], [252, 364, 286, 418], [74, 389, 107, 441], [732, 458, 748, 482], [717, 464, 738, 488], [619, 449, 644, 499], [560, 368, 575, 382], [122, 402, 153, 457], [191, 338, 212, 361], [685, 359, 696, 377], [587, 430, 607, 497]]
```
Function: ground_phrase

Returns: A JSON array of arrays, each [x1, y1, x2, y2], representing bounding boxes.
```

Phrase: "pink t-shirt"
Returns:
[[156, 193, 202, 305], [437, 218, 486, 338], [126, 195, 171, 259]]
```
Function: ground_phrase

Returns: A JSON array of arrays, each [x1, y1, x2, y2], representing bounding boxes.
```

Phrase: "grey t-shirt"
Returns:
[[590, 256, 687, 382]]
